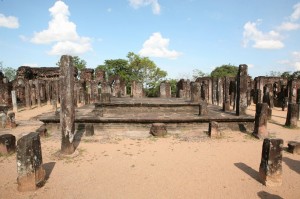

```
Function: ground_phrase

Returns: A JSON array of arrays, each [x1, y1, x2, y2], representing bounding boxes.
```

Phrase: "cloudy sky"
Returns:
[[1, 0, 300, 79]]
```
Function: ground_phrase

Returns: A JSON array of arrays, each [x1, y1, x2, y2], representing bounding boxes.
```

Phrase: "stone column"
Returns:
[[259, 138, 283, 187], [209, 121, 220, 138], [46, 81, 51, 105], [236, 64, 248, 116], [25, 81, 31, 109], [29, 80, 36, 106], [159, 82, 167, 98], [217, 78, 223, 106], [223, 77, 230, 111], [288, 78, 297, 103], [17, 132, 46, 191], [59, 55, 75, 154], [0, 134, 16, 155], [252, 103, 269, 139], [35, 80, 41, 107], [190, 82, 201, 102], [285, 103, 298, 128], [11, 90, 18, 112]]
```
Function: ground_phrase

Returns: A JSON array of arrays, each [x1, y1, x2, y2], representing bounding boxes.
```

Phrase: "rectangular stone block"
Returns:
[[199, 102, 208, 115], [259, 138, 283, 187], [85, 124, 94, 136], [287, 141, 300, 155], [17, 132, 46, 191], [209, 121, 220, 138], [150, 123, 167, 137], [0, 134, 16, 155]]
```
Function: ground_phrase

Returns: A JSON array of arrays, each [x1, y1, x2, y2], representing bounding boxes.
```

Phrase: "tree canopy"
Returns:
[[0, 62, 16, 81], [97, 52, 167, 96], [210, 64, 238, 78]]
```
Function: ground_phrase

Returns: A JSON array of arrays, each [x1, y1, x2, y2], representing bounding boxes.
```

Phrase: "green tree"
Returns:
[[281, 71, 292, 79], [3, 67, 17, 81], [192, 69, 209, 80], [97, 59, 129, 81], [267, 71, 281, 77], [210, 64, 238, 78]]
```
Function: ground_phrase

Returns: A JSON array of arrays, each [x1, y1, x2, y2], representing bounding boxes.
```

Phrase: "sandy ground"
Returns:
[[0, 104, 300, 199]]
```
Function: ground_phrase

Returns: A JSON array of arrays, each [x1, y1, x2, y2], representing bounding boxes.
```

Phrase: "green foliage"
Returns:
[[210, 64, 238, 78], [3, 67, 16, 81], [97, 52, 167, 97], [56, 56, 87, 71], [168, 79, 178, 96], [192, 69, 209, 80]]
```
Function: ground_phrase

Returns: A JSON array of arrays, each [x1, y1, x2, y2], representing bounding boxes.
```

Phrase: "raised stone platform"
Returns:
[[38, 97, 255, 138]]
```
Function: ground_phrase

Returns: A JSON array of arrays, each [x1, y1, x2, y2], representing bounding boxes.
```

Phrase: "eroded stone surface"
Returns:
[[253, 103, 269, 139], [285, 103, 298, 128], [259, 138, 283, 187], [16, 132, 45, 191], [287, 141, 300, 155], [209, 121, 220, 138], [150, 123, 167, 137], [0, 134, 16, 154]]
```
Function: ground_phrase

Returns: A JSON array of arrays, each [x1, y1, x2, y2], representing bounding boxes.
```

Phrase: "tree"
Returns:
[[210, 64, 238, 78], [267, 71, 281, 77], [192, 69, 209, 80], [3, 67, 17, 81], [56, 56, 87, 71]]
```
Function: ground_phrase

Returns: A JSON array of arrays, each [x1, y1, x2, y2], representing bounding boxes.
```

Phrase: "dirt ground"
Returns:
[[0, 104, 300, 199]]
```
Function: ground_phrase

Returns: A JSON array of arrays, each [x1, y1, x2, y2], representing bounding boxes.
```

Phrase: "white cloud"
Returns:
[[0, 13, 19, 29], [247, 64, 254, 68], [30, 1, 92, 55], [23, 63, 39, 67], [242, 21, 284, 49], [278, 51, 300, 71], [139, 32, 182, 59], [129, 0, 161, 15], [291, 3, 300, 21], [19, 35, 29, 42], [277, 22, 300, 31]]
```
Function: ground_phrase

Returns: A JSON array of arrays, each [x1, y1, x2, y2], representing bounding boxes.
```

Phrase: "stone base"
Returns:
[[259, 170, 282, 187], [288, 141, 300, 154], [17, 167, 46, 192], [150, 123, 167, 137], [85, 124, 94, 136]]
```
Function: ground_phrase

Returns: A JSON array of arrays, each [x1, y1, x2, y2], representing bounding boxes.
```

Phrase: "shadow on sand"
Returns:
[[257, 191, 283, 199], [283, 157, 300, 174], [234, 162, 260, 183], [43, 161, 56, 181]]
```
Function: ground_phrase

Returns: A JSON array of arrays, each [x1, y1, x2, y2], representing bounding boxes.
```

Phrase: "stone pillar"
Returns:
[[11, 90, 18, 112], [29, 80, 36, 106], [217, 78, 223, 106], [199, 102, 208, 115], [100, 93, 111, 103], [0, 134, 16, 155], [223, 77, 230, 111], [285, 103, 298, 128], [252, 103, 269, 139], [25, 81, 31, 109], [35, 80, 41, 107], [236, 64, 248, 116], [159, 82, 167, 98], [190, 82, 201, 102], [209, 121, 220, 138], [6, 112, 16, 128], [288, 78, 297, 103], [59, 55, 75, 154], [259, 138, 283, 187], [287, 141, 300, 154], [16, 132, 46, 191], [46, 81, 51, 105], [150, 123, 167, 137]]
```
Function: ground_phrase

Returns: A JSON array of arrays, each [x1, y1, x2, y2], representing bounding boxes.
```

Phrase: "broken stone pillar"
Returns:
[[46, 81, 51, 105], [29, 80, 36, 106], [0, 134, 16, 155], [209, 121, 220, 138], [11, 90, 18, 112], [17, 132, 46, 191], [252, 103, 269, 139], [285, 103, 298, 128], [199, 102, 208, 115], [217, 78, 223, 106], [288, 78, 297, 103], [236, 64, 248, 116], [159, 82, 167, 98], [287, 141, 300, 154], [190, 82, 201, 102], [267, 108, 272, 120], [36, 125, 48, 137], [85, 124, 94, 136], [131, 81, 143, 98], [259, 138, 283, 187], [223, 77, 230, 111], [59, 55, 75, 154], [150, 123, 167, 137], [6, 112, 16, 128]]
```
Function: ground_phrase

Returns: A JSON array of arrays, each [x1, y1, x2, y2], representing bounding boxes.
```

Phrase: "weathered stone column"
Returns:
[[46, 81, 51, 105], [199, 102, 208, 115], [59, 55, 75, 154], [159, 82, 167, 98], [25, 81, 31, 109], [29, 80, 36, 106], [223, 77, 230, 111], [35, 79, 41, 107], [285, 103, 298, 128], [17, 132, 46, 191], [190, 82, 201, 102], [259, 138, 283, 187], [252, 103, 269, 139], [11, 90, 18, 112], [236, 64, 248, 116]]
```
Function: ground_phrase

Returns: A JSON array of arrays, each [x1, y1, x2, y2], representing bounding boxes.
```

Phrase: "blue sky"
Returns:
[[1, 0, 300, 79]]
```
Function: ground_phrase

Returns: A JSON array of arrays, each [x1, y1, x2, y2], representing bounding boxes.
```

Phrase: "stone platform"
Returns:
[[39, 97, 255, 138]]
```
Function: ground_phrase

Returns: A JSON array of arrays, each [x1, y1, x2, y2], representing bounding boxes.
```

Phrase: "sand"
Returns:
[[0, 104, 300, 199]]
